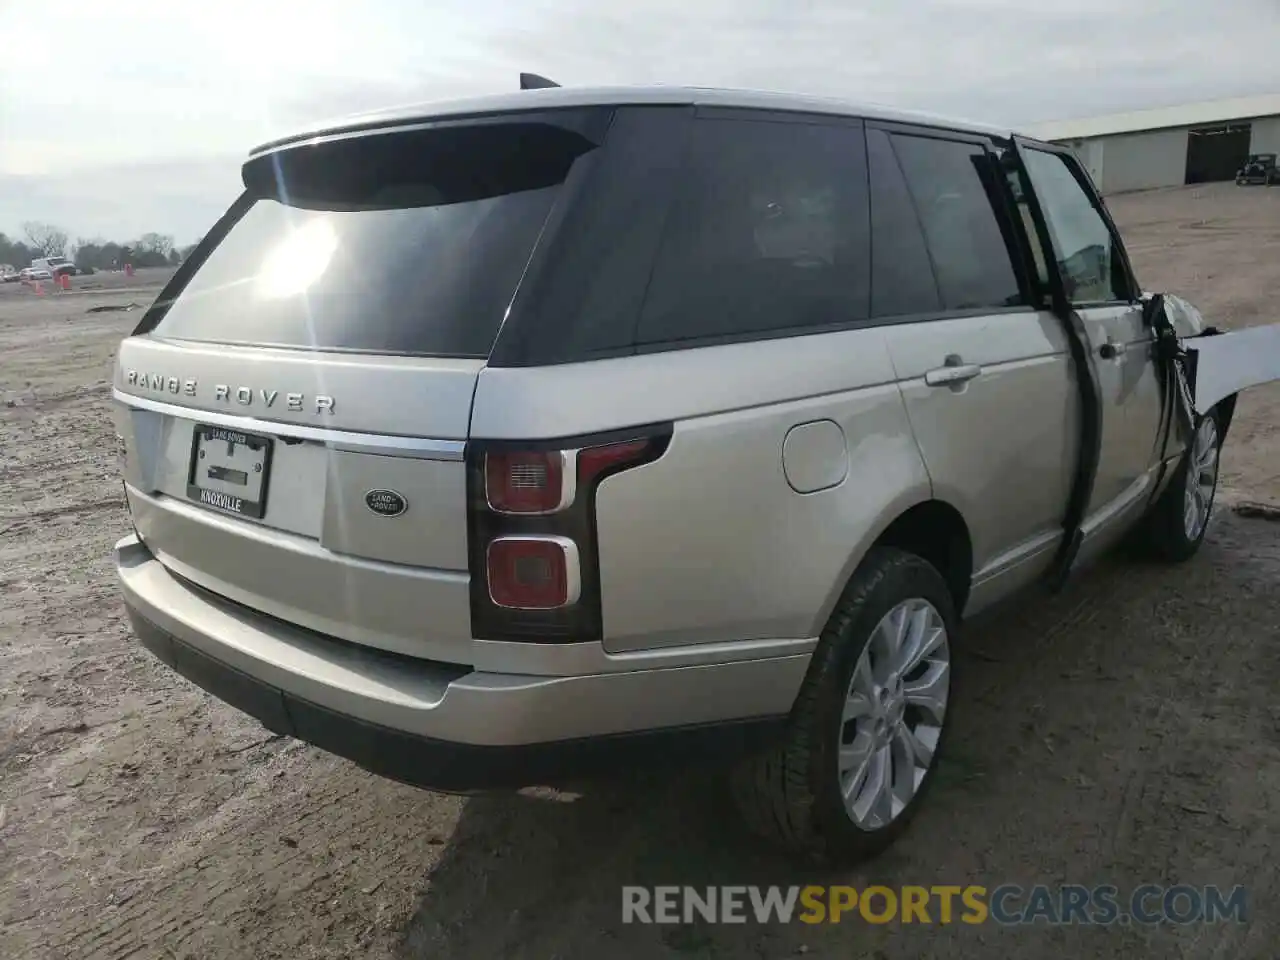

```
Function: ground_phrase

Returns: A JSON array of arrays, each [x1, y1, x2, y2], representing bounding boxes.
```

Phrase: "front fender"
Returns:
[[1188, 322, 1280, 415], [1159, 292, 1209, 339]]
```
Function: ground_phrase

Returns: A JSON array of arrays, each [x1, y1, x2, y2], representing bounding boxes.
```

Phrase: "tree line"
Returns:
[[0, 221, 197, 272]]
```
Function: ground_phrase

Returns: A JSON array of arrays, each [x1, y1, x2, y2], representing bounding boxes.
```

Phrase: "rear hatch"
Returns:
[[114, 110, 604, 665]]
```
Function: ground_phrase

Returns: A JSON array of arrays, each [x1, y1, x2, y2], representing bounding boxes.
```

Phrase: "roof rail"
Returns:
[[520, 72, 560, 90]]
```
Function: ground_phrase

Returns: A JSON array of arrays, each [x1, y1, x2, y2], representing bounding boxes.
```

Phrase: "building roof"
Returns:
[[1025, 93, 1280, 142], [250, 84, 1011, 156]]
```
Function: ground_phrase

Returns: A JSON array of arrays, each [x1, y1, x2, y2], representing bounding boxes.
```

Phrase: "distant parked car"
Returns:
[[1235, 153, 1279, 185], [31, 256, 77, 277], [0, 265, 19, 283], [19, 267, 53, 282]]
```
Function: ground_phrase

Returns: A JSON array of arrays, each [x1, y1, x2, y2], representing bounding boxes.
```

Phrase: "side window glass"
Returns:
[[1019, 148, 1127, 304], [890, 134, 1024, 311], [867, 129, 942, 317], [509, 107, 694, 364], [636, 118, 870, 345]]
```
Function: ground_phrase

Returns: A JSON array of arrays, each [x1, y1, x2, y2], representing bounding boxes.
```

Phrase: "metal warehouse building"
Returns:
[[1025, 93, 1280, 194]]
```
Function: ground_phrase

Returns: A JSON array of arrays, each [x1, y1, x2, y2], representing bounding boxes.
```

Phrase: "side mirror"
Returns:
[[1142, 292, 1166, 328]]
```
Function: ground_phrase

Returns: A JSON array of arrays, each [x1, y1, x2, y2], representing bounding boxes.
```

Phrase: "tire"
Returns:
[[1136, 410, 1222, 562], [730, 547, 957, 864]]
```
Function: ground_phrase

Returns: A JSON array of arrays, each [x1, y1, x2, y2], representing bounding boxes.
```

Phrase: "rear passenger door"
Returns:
[[1015, 144, 1163, 531], [871, 126, 1078, 607]]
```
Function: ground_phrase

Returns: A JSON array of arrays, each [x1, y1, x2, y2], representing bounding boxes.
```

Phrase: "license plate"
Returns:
[[187, 424, 273, 519]]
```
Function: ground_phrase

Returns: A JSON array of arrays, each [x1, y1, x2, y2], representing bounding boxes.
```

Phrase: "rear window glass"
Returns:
[[867, 129, 942, 318], [889, 134, 1024, 312], [635, 116, 870, 345], [150, 120, 597, 357]]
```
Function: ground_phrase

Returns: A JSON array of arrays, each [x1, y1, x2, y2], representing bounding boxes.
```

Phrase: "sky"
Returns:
[[2, 0, 1279, 245]]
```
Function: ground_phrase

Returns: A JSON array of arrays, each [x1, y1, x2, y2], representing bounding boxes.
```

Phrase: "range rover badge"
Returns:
[[365, 489, 407, 518]]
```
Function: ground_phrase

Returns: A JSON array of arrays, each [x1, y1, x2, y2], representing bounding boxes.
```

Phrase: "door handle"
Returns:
[[924, 359, 983, 387], [1099, 339, 1127, 360]]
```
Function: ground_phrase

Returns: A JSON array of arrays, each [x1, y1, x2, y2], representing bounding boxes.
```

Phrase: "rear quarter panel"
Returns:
[[470, 327, 935, 653]]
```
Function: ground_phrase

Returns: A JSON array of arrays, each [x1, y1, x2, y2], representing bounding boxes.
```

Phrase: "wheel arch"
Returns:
[[1214, 392, 1238, 441], [818, 498, 974, 630]]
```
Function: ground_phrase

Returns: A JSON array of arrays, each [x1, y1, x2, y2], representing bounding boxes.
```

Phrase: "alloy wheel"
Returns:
[[838, 598, 950, 831], [1183, 417, 1220, 541]]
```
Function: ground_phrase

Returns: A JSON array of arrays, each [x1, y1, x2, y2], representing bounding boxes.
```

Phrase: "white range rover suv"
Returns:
[[113, 84, 1235, 863]]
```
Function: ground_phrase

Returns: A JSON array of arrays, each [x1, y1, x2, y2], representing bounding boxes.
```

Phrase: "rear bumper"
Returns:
[[116, 535, 802, 790]]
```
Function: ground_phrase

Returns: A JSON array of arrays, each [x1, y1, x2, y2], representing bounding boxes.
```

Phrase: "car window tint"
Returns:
[[1019, 148, 1127, 304], [151, 118, 596, 357], [636, 117, 870, 344], [502, 107, 693, 365], [889, 134, 1023, 311], [867, 129, 942, 317]]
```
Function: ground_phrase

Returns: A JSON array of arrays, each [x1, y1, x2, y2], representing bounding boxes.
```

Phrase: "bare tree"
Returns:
[[136, 233, 175, 258], [22, 222, 69, 259]]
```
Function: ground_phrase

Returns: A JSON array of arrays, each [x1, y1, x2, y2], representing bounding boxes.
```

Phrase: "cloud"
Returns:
[[0, 159, 243, 246], [2, 0, 1279, 239], [460, 0, 1280, 124]]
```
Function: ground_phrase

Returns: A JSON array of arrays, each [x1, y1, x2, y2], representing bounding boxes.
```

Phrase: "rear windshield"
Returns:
[[149, 117, 599, 357]]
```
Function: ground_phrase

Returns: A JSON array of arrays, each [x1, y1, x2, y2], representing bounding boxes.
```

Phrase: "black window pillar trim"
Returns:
[[485, 129, 612, 366], [981, 138, 1041, 308], [1008, 135, 1104, 590]]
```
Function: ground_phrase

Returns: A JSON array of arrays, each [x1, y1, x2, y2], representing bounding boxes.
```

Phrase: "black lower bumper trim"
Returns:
[[127, 607, 787, 792]]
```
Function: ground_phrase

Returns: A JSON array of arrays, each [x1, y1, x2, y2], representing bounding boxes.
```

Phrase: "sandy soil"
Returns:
[[2, 185, 1279, 959]]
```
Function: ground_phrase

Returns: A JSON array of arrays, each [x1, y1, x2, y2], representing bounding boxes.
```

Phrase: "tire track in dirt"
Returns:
[[1083, 519, 1268, 956]]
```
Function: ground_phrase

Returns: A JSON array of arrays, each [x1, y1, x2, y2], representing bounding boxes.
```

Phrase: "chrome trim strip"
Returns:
[[1080, 473, 1152, 538], [113, 389, 466, 461], [971, 528, 1062, 585]]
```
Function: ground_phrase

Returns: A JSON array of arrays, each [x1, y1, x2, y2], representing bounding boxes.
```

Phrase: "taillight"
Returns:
[[486, 536, 581, 609], [485, 451, 575, 514], [466, 427, 671, 642], [576, 440, 652, 485]]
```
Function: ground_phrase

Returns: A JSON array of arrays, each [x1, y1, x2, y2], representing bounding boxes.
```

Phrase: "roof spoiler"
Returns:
[[520, 72, 560, 90]]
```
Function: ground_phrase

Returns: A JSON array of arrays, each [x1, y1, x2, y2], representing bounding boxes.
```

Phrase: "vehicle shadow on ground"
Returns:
[[394, 517, 1274, 959], [397, 766, 850, 958]]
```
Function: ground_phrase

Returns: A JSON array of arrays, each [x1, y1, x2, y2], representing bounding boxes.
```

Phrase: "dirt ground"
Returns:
[[2, 184, 1279, 960]]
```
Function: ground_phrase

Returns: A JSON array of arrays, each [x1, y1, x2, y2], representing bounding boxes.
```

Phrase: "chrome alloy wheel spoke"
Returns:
[[839, 598, 950, 830]]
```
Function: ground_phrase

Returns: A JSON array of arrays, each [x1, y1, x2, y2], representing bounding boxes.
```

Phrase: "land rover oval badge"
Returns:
[[365, 489, 407, 518]]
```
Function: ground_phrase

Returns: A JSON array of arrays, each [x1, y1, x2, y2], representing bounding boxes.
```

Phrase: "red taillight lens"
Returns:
[[485, 451, 572, 514], [577, 439, 652, 484], [486, 536, 581, 609], [467, 428, 670, 641]]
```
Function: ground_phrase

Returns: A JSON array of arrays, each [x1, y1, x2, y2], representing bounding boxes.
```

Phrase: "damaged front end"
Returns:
[[1185, 316, 1280, 415], [1144, 291, 1280, 490]]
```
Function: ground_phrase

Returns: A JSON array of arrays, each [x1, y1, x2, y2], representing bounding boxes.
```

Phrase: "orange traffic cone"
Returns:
[[58, 273, 71, 291], [33, 280, 43, 296]]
